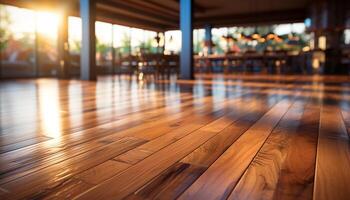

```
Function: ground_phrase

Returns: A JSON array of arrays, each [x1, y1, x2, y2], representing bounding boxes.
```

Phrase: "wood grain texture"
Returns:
[[313, 106, 350, 200], [0, 91, 227, 185], [0, 74, 349, 200], [178, 99, 293, 200], [113, 92, 268, 166], [229, 100, 320, 200], [1, 137, 147, 199], [340, 108, 350, 138], [180, 99, 272, 168], [41, 177, 93, 200], [127, 162, 206, 200], [77, 160, 130, 185], [126, 98, 274, 200], [74, 105, 254, 200], [0, 136, 53, 154]]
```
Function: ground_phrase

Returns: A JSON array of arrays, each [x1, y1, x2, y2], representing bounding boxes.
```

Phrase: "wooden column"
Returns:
[[324, 0, 347, 74], [309, 0, 347, 74], [180, 0, 194, 79], [80, 0, 96, 80], [57, 7, 69, 78]]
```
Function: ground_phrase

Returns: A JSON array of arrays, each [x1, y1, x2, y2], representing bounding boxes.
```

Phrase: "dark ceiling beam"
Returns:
[[120, 0, 179, 18], [97, 0, 178, 28], [173, 0, 213, 13], [0, 0, 310, 31], [0, 0, 167, 31], [194, 9, 308, 28], [96, 9, 166, 32]]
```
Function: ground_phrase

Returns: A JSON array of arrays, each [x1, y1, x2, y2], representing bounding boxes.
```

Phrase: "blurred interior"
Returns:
[[0, 0, 349, 79]]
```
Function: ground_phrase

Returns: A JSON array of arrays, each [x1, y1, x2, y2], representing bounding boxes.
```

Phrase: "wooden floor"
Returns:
[[0, 74, 350, 200]]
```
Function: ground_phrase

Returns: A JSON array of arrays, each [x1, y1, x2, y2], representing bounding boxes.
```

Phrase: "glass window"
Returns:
[[36, 11, 59, 76], [68, 16, 81, 75], [212, 27, 228, 54], [113, 24, 131, 57], [0, 4, 36, 77], [96, 21, 113, 69], [130, 28, 144, 55], [68, 16, 81, 55], [164, 30, 181, 55], [193, 29, 205, 54], [143, 30, 158, 54]]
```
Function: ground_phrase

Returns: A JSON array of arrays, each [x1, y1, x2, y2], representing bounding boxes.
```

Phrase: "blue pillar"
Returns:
[[80, 0, 96, 81], [180, 0, 194, 79], [205, 25, 212, 55]]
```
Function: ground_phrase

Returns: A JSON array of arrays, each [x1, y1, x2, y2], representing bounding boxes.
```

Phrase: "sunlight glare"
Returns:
[[36, 11, 59, 38], [39, 81, 62, 139]]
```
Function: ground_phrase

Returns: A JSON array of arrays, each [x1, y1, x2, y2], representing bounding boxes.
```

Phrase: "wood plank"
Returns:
[[272, 103, 319, 200], [41, 178, 93, 200], [0, 86, 182, 135], [74, 99, 262, 200], [313, 106, 350, 200], [126, 97, 275, 199], [0, 187, 10, 197], [180, 101, 271, 168], [228, 100, 320, 200], [112, 91, 267, 165], [1, 75, 349, 199], [177, 99, 293, 200], [126, 162, 206, 200], [37, 91, 276, 199], [1, 137, 147, 199], [113, 110, 226, 165], [38, 100, 235, 199], [77, 160, 130, 185], [0, 87, 197, 145], [0, 87, 249, 197], [340, 108, 350, 138], [40, 161, 130, 199], [0, 93, 220, 183], [0, 136, 53, 154]]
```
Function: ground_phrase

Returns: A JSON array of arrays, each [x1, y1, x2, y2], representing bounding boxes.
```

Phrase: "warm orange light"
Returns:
[[266, 33, 275, 40], [252, 33, 260, 40], [38, 81, 62, 138], [312, 58, 320, 69], [36, 11, 60, 38], [274, 35, 283, 42], [302, 46, 310, 52], [258, 38, 266, 43]]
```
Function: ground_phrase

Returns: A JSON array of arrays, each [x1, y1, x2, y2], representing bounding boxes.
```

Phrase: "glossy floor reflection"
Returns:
[[0, 74, 349, 200]]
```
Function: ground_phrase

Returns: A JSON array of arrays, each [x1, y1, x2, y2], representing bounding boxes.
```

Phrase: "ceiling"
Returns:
[[0, 0, 312, 31], [96, 0, 311, 31]]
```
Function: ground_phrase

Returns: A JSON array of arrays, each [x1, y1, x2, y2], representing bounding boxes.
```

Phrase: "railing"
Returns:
[[194, 50, 325, 74], [67, 54, 180, 76]]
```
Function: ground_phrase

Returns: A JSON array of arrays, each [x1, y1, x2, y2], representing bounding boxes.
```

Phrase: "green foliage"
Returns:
[[0, 5, 11, 51], [118, 32, 131, 55], [0, 5, 35, 52], [68, 39, 81, 54], [140, 37, 157, 54], [96, 38, 110, 55]]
